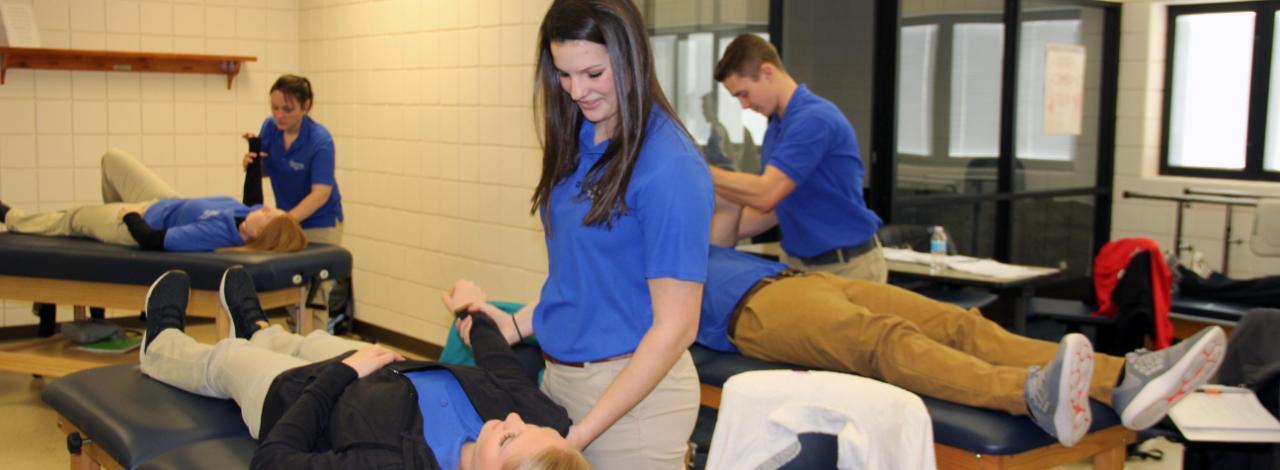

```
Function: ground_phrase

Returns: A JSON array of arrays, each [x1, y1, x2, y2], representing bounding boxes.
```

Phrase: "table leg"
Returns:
[[1013, 286, 1032, 335]]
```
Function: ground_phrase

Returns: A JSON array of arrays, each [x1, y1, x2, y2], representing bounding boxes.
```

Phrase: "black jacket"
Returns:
[[250, 314, 571, 469]]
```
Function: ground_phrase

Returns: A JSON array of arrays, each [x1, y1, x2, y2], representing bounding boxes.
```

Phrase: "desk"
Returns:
[[738, 242, 1061, 333]]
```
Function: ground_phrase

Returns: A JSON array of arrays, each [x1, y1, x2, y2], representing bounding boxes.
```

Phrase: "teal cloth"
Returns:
[[439, 301, 538, 367]]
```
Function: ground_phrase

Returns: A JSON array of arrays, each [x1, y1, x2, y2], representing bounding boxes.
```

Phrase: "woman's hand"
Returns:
[[241, 132, 266, 170], [440, 278, 488, 313], [453, 302, 521, 347], [340, 344, 404, 378]]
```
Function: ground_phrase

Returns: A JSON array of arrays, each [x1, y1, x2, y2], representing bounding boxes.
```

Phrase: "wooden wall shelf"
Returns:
[[0, 47, 256, 89]]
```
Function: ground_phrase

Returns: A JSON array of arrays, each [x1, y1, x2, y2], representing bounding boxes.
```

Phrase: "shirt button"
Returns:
[[439, 399, 449, 407]]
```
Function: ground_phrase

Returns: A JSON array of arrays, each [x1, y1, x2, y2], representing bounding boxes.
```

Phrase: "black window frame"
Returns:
[[878, 0, 1120, 262], [1161, 2, 1280, 181]]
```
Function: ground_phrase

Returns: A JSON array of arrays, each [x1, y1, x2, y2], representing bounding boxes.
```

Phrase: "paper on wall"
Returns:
[[1044, 43, 1085, 135], [0, 2, 41, 48]]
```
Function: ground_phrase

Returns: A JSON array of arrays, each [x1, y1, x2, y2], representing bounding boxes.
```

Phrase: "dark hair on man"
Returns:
[[530, 0, 691, 231], [270, 74, 314, 111], [714, 34, 785, 82]]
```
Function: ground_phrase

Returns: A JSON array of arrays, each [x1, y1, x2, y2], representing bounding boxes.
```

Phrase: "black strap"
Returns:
[[122, 212, 166, 250], [243, 156, 264, 206]]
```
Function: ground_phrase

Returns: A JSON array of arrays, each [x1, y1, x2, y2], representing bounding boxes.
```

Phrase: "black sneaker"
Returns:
[[219, 266, 267, 340], [141, 270, 190, 359]]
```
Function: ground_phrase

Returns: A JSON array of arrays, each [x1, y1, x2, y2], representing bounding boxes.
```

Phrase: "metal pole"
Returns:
[[1223, 206, 1234, 275], [1174, 202, 1186, 255]]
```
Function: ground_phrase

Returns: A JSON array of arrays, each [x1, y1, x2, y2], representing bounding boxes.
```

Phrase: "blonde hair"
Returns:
[[218, 215, 308, 253], [505, 446, 591, 470]]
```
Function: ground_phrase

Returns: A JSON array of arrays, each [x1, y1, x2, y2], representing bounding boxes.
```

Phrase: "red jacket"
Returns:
[[1091, 238, 1173, 349]]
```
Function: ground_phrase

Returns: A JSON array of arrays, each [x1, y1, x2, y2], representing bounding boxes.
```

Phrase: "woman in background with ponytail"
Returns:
[[242, 74, 345, 245]]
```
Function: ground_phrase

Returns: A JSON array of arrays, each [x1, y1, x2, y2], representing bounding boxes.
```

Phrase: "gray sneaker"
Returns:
[[1026, 333, 1095, 447], [1112, 326, 1227, 430]]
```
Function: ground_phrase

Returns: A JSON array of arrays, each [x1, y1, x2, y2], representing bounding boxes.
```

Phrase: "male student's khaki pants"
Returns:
[[730, 272, 1126, 415]]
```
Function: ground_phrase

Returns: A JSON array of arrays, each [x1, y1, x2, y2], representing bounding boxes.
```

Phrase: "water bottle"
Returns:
[[929, 226, 948, 274]]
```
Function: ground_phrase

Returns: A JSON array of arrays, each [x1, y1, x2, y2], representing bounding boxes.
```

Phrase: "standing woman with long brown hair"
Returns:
[[448, 0, 712, 467]]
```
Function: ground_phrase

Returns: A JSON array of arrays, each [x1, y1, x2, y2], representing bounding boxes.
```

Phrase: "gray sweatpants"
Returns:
[[139, 325, 367, 438], [3, 148, 180, 246]]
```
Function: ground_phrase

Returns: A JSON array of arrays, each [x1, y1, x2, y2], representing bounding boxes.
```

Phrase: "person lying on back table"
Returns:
[[1, 149, 305, 253], [138, 267, 589, 469], [440, 191, 1225, 449], [683, 196, 1226, 447]]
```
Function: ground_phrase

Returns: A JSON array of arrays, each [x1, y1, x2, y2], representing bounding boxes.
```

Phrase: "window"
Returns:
[[641, 0, 769, 173], [1163, 3, 1280, 181], [897, 25, 937, 157], [949, 23, 1005, 158]]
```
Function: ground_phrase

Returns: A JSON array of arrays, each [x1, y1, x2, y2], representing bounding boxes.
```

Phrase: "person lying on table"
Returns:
[[0, 148, 305, 253], [456, 197, 1227, 449], [137, 266, 589, 470]]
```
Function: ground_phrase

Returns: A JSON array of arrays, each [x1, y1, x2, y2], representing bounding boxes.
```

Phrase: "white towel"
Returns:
[[706, 370, 936, 470], [1252, 199, 1280, 256]]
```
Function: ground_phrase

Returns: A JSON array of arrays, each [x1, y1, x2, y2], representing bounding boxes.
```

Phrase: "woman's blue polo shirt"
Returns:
[[258, 116, 344, 229], [534, 110, 713, 363]]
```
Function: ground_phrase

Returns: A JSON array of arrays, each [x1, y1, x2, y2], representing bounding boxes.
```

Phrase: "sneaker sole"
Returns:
[[141, 270, 181, 362], [1054, 334, 1094, 447], [218, 268, 239, 340], [1120, 328, 1227, 430]]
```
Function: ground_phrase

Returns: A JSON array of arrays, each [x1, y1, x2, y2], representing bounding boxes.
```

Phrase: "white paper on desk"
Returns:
[[944, 258, 1045, 279], [882, 247, 933, 264], [1170, 386, 1280, 443]]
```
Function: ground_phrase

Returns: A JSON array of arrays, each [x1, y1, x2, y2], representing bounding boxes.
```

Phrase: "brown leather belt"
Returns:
[[542, 351, 634, 368], [794, 237, 879, 266], [727, 269, 802, 339]]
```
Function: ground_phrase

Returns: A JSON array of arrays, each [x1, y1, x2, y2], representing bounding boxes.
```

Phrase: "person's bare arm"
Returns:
[[709, 164, 796, 212], [287, 184, 332, 223]]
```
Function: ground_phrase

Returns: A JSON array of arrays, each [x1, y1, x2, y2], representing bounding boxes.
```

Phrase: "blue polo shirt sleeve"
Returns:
[[308, 137, 336, 187], [766, 112, 834, 185], [163, 216, 244, 252], [637, 155, 714, 282]]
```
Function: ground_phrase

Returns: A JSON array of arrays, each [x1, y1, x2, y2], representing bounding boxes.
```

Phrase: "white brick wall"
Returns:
[[1112, 0, 1280, 280], [297, 0, 553, 345], [0, 0, 297, 326]]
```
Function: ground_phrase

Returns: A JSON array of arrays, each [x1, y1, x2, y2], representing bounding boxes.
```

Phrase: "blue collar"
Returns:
[[775, 84, 813, 122]]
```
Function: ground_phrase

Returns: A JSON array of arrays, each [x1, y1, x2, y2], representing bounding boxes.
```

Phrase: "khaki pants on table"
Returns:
[[730, 272, 1126, 415], [140, 325, 366, 439], [3, 149, 180, 246], [541, 351, 699, 469]]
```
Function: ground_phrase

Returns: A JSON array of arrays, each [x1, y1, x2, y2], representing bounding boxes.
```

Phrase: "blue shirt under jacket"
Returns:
[[407, 369, 485, 470]]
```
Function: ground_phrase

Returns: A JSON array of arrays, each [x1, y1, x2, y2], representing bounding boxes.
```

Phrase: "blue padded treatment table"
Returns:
[[43, 364, 255, 469], [0, 232, 351, 377], [40, 346, 549, 470], [690, 345, 1137, 469], [1171, 295, 1253, 324]]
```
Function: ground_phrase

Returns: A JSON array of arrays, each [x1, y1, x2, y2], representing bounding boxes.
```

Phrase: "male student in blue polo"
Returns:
[[710, 34, 886, 282]]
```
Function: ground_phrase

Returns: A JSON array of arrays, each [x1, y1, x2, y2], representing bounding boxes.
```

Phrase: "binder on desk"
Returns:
[[1169, 385, 1280, 443]]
